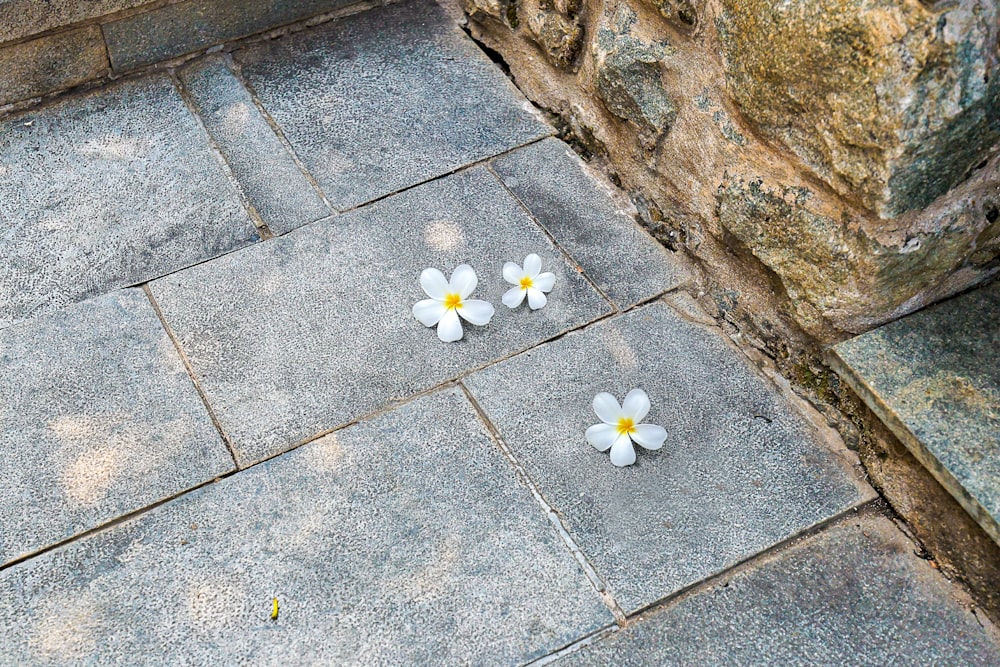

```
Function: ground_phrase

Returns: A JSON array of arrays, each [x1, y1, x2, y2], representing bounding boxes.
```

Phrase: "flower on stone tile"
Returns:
[[585, 389, 666, 467], [502, 253, 555, 310], [413, 264, 495, 342]]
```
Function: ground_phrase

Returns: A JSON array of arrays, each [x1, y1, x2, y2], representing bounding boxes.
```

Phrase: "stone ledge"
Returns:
[[0, 0, 367, 107]]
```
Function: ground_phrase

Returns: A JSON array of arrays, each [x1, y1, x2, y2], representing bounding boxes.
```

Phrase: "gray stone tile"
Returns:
[[150, 166, 611, 465], [102, 0, 357, 72], [492, 138, 691, 308], [0, 389, 612, 664], [0, 74, 258, 330], [234, 0, 551, 211], [463, 302, 874, 613], [0, 289, 234, 567], [830, 280, 1000, 545], [0, 25, 107, 106], [179, 56, 330, 235], [0, 0, 152, 44], [557, 516, 1000, 666]]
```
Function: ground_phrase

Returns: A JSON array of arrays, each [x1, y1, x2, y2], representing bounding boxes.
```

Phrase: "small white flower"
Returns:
[[502, 253, 555, 310], [585, 389, 666, 467], [413, 264, 495, 342]]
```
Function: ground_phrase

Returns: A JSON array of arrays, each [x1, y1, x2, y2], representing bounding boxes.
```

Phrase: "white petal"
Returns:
[[524, 253, 542, 277], [458, 299, 494, 326], [502, 286, 526, 308], [503, 261, 523, 285], [533, 272, 555, 292], [609, 434, 636, 467], [450, 264, 478, 298], [621, 388, 650, 423], [412, 299, 446, 327], [592, 392, 622, 425], [420, 268, 449, 299], [586, 423, 619, 451], [436, 308, 463, 342], [527, 287, 547, 310], [631, 424, 667, 450]]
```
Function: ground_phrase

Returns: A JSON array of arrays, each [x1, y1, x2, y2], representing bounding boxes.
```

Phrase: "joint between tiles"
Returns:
[[224, 55, 336, 214], [168, 69, 275, 239], [457, 381, 629, 624], [485, 161, 620, 314], [142, 284, 242, 470]]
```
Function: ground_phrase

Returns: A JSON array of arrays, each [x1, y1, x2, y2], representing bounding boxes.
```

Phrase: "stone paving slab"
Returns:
[[179, 56, 330, 236], [492, 138, 691, 308], [0, 289, 234, 567], [830, 279, 1000, 546], [102, 0, 357, 72], [0, 389, 612, 665], [0, 25, 108, 106], [150, 166, 610, 465], [557, 515, 1000, 666], [0, 74, 258, 330], [233, 0, 551, 211], [464, 302, 874, 613]]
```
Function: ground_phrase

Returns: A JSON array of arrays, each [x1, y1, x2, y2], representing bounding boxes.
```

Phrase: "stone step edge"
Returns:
[[0, 0, 393, 111], [825, 348, 1000, 548]]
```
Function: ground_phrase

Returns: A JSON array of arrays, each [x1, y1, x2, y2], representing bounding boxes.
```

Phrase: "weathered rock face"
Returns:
[[717, 0, 1000, 219], [460, 0, 1000, 344]]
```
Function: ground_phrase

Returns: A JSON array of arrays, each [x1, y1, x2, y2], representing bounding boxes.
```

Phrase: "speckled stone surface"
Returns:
[[0, 0, 152, 43], [492, 138, 691, 308], [557, 515, 1000, 666], [831, 280, 1000, 545], [0, 389, 612, 664], [464, 302, 874, 613], [150, 167, 610, 465], [102, 0, 356, 72], [0, 26, 108, 106], [234, 0, 551, 211], [0, 74, 257, 330], [179, 56, 330, 236], [0, 289, 233, 567]]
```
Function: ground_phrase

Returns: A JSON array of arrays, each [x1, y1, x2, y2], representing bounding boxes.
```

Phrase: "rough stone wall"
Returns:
[[458, 0, 1000, 344]]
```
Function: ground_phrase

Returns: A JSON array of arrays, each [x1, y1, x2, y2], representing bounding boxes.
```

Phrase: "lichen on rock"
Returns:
[[717, 0, 1000, 219], [593, 5, 678, 147]]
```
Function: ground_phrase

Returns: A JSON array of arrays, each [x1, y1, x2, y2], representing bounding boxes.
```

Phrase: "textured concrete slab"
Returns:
[[0, 25, 107, 105], [234, 0, 551, 211], [830, 280, 1000, 545], [492, 138, 691, 308], [0, 389, 612, 664], [557, 516, 1000, 666], [102, 0, 357, 72], [150, 167, 610, 465], [464, 302, 873, 613], [179, 56, 330, 235], [0, 74, 258, 330], [0, 289, 233, 567]]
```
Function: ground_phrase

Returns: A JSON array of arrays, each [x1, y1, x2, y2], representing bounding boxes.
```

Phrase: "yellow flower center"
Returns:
[[519, 276, 534, 290], [617, 417, 635, 436], [443, 293, 462, 310]]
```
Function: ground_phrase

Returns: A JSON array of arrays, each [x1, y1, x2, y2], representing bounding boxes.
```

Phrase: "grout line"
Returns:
[[142, 284, 242, 469], [619, 499, 885, 623], [521, 625, 620, 666], [169, 69, 274, 239], [0, 472, 233, 573], [457, 381, 629, 624], [225, 54, 335, 214], [485, 160, 620, 313]]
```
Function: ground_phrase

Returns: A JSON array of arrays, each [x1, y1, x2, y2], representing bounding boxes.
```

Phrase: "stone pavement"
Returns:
[[1, 0, 998, 664]]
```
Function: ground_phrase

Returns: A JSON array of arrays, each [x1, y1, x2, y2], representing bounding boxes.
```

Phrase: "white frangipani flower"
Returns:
[[585, 389, 666, 467], [412, 264, 495, 342], [502, 253, 555, 310]]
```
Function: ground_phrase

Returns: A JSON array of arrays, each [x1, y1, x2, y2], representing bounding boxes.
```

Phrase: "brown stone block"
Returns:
[[0, 26, 108, 106]]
